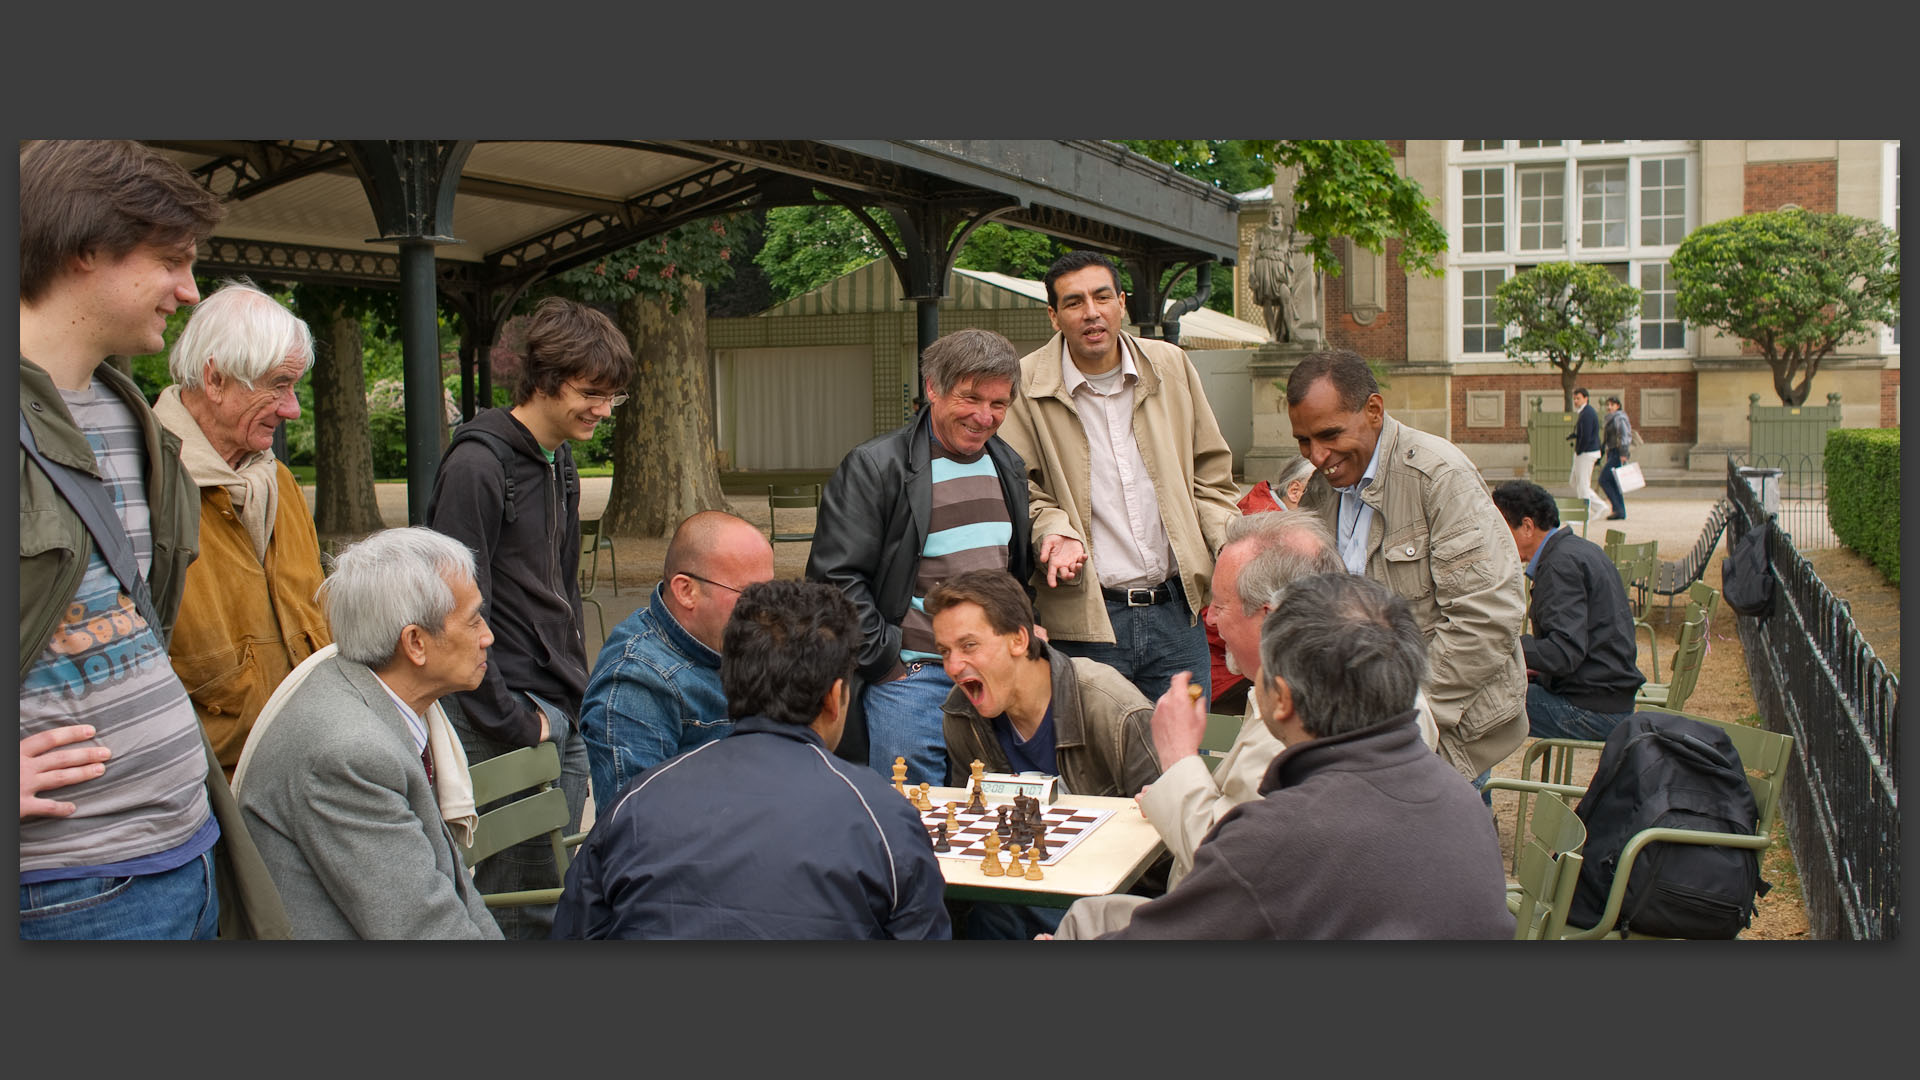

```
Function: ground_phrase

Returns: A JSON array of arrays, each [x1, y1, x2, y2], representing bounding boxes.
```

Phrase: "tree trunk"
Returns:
[[601, 280, 727, 537], [1559, 361, 1579, 411], [310, 306, 386, 536]]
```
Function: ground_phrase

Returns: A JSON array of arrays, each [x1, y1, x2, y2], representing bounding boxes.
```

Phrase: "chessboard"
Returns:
[[917, 802, 1114, 866]]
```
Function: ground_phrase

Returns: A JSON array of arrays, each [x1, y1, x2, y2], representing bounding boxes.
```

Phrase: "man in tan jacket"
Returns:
[[998, 251, 1241, 705], [1285, 349, 1528, 790], [155, 281, 332, 778]]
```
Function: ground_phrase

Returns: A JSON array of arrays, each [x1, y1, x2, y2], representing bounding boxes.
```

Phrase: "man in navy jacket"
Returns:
[[1491, 481, 1645, 741], [552, 580, 950, 939]]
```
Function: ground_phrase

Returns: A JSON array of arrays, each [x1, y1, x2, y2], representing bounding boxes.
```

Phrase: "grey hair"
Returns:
[[920, 327, 1019, 397], [1221, 511, 1343, 615], [1257, 572, 1427, 739], [168, 278, 314, 389], [1273, 455, 1317, 494], [318, 527, 478, 666]]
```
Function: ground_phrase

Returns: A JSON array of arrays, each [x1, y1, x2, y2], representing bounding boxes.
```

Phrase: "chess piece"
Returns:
[[892, 756, 908, 795], [1188, 683, 1205, 704], [1007, 843, 1023, 870], [1025, 846, 1044, 880], [966, 783, 987, 815], [917, 782, 932, 811], [996, 806, 1012, 837], [945, 802, 959, 834], [1032, 821, 1050, 860], [981, 833, 1004, 877], [933, 822, 950, 852]]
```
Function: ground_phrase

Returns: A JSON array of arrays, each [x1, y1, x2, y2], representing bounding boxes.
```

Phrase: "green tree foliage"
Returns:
[[753, 205, 894, 302], [1671, 209, 1901, 406], [552, 213, 752, 312], [1825, 427, 1900, 586], [953, 222, 1069, 282], [1494, 262, 1642, 409]]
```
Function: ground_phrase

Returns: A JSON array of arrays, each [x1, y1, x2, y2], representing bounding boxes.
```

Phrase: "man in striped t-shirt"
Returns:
[[19, 140, 239, 939], [808, 329, 1033, 786]]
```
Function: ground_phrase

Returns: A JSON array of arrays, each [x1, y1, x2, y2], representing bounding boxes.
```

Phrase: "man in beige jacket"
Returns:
[[998, 251, 1241, 705], [1285, 349, 1528, 791]]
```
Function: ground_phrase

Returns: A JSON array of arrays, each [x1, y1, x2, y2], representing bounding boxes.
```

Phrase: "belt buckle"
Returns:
[[1126, 587, 1155, 607]]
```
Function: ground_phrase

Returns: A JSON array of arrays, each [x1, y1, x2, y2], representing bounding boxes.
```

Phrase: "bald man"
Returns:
[[579, 511, 776, 803]]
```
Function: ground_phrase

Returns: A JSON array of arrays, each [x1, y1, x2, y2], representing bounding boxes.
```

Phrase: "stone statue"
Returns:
[[1249, 203, 1323, 346]]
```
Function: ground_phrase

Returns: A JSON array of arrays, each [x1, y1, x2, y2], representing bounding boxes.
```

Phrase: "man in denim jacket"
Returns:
[[580, 511, 773, 804]]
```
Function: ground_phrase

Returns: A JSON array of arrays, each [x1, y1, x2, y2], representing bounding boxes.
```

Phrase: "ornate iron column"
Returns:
[[341, 140, 474, 524]]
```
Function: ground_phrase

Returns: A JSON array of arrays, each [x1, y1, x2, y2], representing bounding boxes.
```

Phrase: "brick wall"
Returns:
[[1882, 367, 1900, 427], [1324, 237, 1409, 361], [1449, 371, 1698, 443], [1744, 160, 1838, 213]]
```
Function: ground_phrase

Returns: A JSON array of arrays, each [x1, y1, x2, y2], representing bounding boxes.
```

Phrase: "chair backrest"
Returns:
[[1609, 540, 1659, 618], [1603, 529, 1627, 556], [1200, 712, 1243, 758], [1638, 708, 1795, 837], [1656, 606, 1709, 711], [1555, 497, 1591, 538], [578, 517, 605, 596], [462, 742, 572, 876], [1688, 581, 1721, 626], [767, 484, 820, 543], [1511, 790, 1587, 940]]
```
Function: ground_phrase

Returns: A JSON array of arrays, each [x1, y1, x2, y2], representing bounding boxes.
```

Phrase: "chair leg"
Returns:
[[606, 539, 619, 597]]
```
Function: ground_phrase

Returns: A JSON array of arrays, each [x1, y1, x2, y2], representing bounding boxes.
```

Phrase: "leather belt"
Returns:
[[1101, 582, 1174, 607]]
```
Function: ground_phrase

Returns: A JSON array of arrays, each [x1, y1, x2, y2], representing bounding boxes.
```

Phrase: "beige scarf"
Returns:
[[153, 385, 280, 561], [232, 644, 478, 847]]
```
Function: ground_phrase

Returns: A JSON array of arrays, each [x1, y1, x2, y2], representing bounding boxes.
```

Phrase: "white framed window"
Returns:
[[1447, 140, 1698, 363], [1462, 268, 1507, 354], [1461, 168, 1505, 253]]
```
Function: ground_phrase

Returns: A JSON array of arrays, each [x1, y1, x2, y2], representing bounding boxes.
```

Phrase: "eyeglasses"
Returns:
[[568, 382, 630, 408], [678, 571, 743, 595]]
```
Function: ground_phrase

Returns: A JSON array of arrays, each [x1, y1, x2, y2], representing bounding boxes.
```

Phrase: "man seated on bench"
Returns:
[[1055, 573, 1513, 939], [1491, 480, 1646, 742], [233, 527, 502, 939], [553, 581, 949, 939]]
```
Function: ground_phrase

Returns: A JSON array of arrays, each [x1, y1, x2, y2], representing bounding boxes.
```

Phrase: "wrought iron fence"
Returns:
[[1727, 450, 1835, 550], [1726, 456, 1899, 939]]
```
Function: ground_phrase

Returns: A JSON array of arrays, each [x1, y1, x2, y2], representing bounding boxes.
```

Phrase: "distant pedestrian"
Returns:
[[1597, 396, 1633, 520], [1567, 388, 1603, 516]]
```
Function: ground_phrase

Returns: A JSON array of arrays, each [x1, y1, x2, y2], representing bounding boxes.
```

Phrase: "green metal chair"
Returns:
[[1198, 712, 1244, 774], [767, 484, 820, 545], [1505, 789, 1587, 940], [1687, 581, 1721, 629], [1498, 711, 1794, 939], [1608, 539, 1661, 680], [1554, 497, 1592, 540], [461, 742, 586, 909], [1636, 605, 1708, 712], [580, 517, 618, 596]]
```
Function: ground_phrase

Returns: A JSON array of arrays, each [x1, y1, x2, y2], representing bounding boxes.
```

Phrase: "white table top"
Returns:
[[920, 786, 1167, 907]]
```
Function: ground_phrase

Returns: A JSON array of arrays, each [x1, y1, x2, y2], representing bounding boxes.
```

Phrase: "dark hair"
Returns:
[[513, 296, 635, 405], [924, 569, 1046, 660], [1042, 250, 1123, 308], [19, 140, 225, 304], [1573, 387, 1590, 399], [1257, 573, 1427, 739], [1606, 396, 1622, 408], [721, 580, 859, 726], [921, 328, 1019, 398], [1285, 348, 1379, 411], [1490, 480, 1560, 531]]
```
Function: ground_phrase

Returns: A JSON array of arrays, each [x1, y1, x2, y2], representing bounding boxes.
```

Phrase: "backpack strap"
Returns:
[[447, 427, 518, 525], [19, 409, 166, 642]]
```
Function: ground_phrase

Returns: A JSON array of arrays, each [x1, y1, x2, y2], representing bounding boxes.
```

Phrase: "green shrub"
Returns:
[[368, 408, 410, 480], [1826, 427, 1900, 585]]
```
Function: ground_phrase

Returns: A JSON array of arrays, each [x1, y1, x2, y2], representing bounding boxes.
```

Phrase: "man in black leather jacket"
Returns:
[[806, 329, 1032, 785]]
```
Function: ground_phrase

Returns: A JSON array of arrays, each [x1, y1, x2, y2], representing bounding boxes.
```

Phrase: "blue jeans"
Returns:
[[455, 693, 590, 940], [864, 661, 955, 787], [20, 850, 220, 940], [965, 901, 1066, 940], [1597, 450, 1627, 517], [1050, 584, 1211, 704], [1526, 682, 1632, 742]]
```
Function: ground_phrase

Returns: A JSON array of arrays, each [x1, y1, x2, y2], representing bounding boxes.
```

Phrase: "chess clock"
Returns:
[[968, 771, 1060, 805]]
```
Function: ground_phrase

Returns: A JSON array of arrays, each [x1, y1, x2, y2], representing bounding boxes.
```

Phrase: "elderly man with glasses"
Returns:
[[580, 511, 775, 804], [423, 295, 633, 939]]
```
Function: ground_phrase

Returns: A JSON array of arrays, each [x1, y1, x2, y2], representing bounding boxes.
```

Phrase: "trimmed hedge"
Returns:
[[1826, 427, 1900, 585]]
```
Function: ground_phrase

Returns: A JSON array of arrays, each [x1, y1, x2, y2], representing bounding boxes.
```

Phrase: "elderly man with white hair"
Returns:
[[233, 527, 502, 939], [153, 279, 331, 776]]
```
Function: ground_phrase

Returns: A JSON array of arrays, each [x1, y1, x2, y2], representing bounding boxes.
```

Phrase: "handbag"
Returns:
[[1615, 460, 1647, 493]]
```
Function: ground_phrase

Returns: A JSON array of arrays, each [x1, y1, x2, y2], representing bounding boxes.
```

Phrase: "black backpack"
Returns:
[[1721, 519, 1777, 619], [1568, 712, 1769, 937]]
